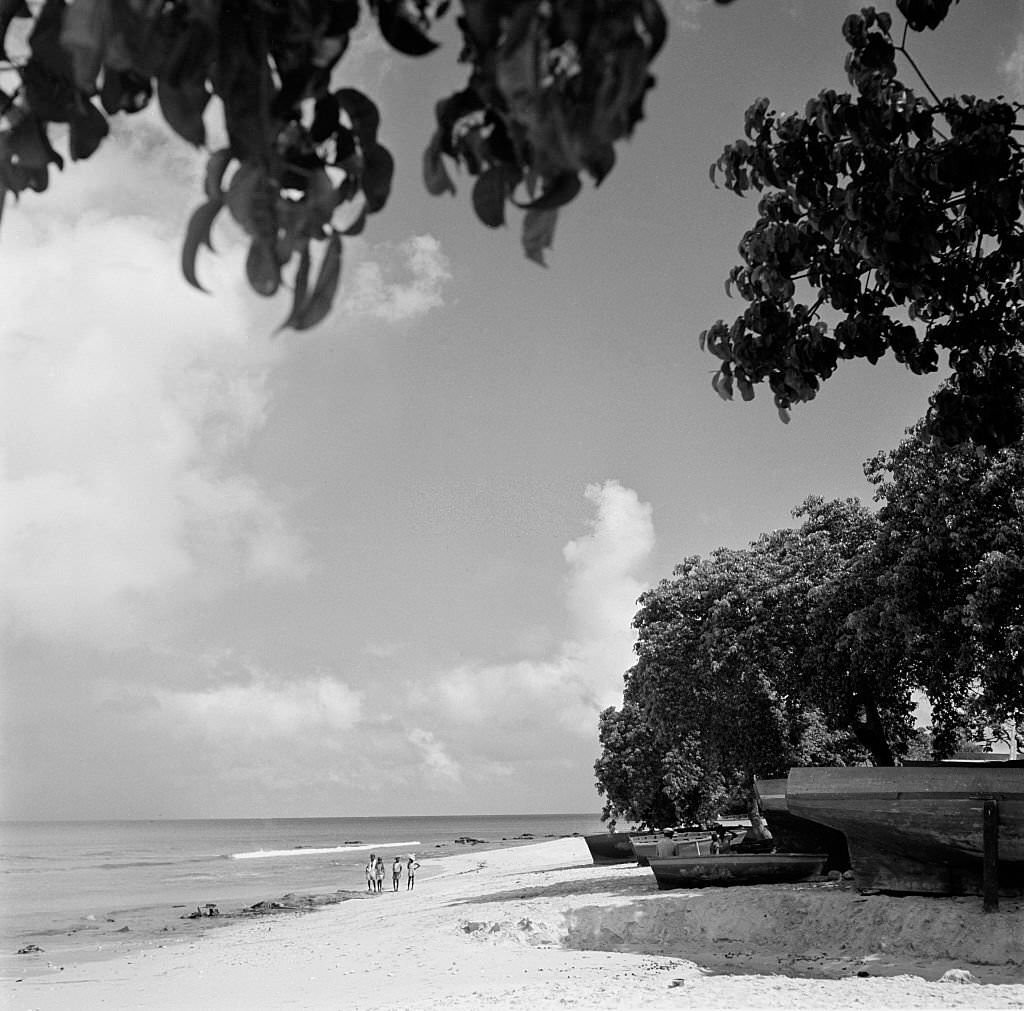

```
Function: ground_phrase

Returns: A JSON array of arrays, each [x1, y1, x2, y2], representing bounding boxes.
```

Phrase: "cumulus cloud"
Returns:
[[0, 134, 307, 647], [663, 0, 708, 32], [1002, 33, 1024, 101], [407, 481, 655, 785], [341, 236, 452, 322], [155, 672, 363, 741], [407, 727, 463, 785], [0, 110, 453, 650]]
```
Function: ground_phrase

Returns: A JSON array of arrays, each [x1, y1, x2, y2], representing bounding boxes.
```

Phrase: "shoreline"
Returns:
[[1, 829, 579, 982], [6, 836, 1024, 1009]]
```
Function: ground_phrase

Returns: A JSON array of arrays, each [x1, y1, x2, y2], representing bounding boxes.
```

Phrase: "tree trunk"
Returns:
[[851, 695, 896, 766]]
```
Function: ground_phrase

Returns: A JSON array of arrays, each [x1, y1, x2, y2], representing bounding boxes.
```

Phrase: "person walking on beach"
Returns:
[[406, 855, 419, 890], [392, 856, 403, 892], [374, 855, 385, 893], [365, 855, 376, 893]]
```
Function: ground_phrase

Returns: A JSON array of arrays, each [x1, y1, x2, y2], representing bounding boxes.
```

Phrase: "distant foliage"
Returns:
[[0, 0, 668, 326], [702, 1, 1023, 449]]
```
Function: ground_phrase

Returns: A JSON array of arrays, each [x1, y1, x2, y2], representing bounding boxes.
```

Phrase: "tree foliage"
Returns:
[[703, 1, 1024, 449], [861, 417, 1024, 753], [0, 0, 670, 326], [595, 417, 1024, 824], [3, 1, 1022, 445], [594, 513, 874, 828]]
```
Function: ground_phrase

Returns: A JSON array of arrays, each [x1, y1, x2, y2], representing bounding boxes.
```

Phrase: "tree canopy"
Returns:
[[861, 417, 1024, 753], [594, 507, 875, 828], [594, 421, 1024, 827]]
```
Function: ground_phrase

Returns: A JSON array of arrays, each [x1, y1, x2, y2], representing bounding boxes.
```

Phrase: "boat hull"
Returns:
[[786, 765, 1024, 896], [754, 777, 851, 873], [583, 831, 637, 865], [647, 853, 826, 890]]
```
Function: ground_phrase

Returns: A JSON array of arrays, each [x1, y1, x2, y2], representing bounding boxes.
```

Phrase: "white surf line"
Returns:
[[229, 841, 421, 860]]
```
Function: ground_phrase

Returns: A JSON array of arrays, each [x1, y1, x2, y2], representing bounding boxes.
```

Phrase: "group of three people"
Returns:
[[365, 853, 419, 892]]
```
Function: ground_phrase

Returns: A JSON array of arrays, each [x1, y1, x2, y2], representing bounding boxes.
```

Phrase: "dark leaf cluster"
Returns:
[[702, 4, 1024, 449], [423, 0, 665, 263], [0, 0, 667, 319]]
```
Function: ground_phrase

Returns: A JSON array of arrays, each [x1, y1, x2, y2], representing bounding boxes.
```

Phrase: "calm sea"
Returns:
[[0, 813, 605, 974]]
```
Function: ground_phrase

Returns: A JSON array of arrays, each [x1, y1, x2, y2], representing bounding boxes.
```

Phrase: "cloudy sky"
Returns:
[[3, 2, 1022, 820]]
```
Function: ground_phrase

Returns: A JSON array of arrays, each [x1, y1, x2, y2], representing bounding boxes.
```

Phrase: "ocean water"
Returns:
[[0, 813, 605, 972]]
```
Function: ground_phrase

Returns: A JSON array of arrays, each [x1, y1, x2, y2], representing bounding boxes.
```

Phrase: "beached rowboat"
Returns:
[[630, 831, 715, 866], [647, 852, 827, 889], [785, 764, 1024, 896]]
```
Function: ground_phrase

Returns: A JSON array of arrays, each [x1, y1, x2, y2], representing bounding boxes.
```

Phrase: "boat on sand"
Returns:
[[630, 831, 714, 866], [583, 831, 639, 864], [647, 852, 827, 889], [754, 776, 850, 872], [785, 764, 1024, 896]]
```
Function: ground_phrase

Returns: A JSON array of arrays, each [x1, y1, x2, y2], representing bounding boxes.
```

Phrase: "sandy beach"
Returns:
[[6, 836, 1023, 1010]]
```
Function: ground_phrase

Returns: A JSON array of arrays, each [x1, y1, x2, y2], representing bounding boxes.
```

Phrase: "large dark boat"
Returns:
[[647, 852, 827, 890], [785, 764, 1024, 896], [583, 831, 639, 864]]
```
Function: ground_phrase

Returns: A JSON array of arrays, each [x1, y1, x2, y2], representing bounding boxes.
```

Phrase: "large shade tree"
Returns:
[[795, 496, 918, 766], [594, 512, 872, 829]]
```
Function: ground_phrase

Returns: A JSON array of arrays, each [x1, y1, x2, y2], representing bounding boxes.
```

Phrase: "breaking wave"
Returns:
[[228, 841, 421, 860]]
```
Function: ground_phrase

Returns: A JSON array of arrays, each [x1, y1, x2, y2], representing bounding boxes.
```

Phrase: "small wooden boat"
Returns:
[[583, 831, 640, 864], [786, 764, 1024, 896], [630, 831, 714, 866], [647, 852, 827, 889], [754, 777, 850, 872]]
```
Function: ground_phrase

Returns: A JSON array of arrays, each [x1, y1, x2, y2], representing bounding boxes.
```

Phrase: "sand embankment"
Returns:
[[6, 837, 1023, 1009]]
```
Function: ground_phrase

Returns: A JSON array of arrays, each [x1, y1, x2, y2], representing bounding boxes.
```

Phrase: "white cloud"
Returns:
[[0, 110, 451, 651], [155, 672, 363, 740], [1002, 32, 1024, 101], [407, 727, 463, 785], [342, 235, 452, 322], [663, 0, 706, 32], [408, 481, 655, 777], [0, 177, 307, 646]]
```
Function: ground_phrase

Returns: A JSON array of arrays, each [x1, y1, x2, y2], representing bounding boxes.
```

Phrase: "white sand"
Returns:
[[6, 837, 1023, 1009]]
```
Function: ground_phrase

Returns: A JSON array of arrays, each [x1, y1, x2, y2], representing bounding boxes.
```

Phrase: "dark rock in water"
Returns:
[[16, 944, 44, 955], [344, 840, 362, 845], [116, 926, 130, 933], [454, 836, 486, 845]]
